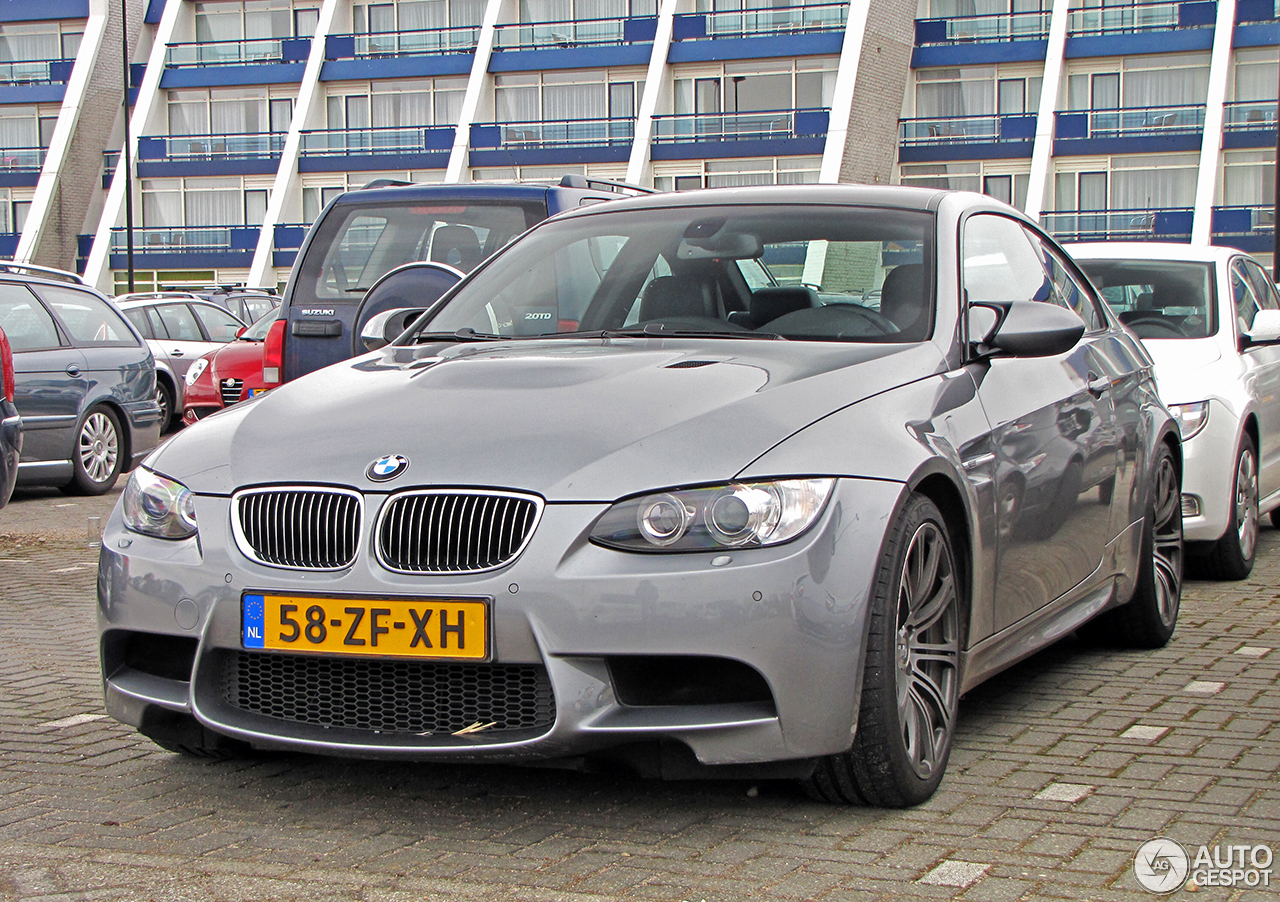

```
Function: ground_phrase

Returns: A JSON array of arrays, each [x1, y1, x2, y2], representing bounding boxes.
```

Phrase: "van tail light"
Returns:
[[263, 317, 285, 385], [0, 327, 14, 404]]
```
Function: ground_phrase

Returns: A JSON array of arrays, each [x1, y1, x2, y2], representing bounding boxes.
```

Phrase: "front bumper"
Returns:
[[1177, 401, 1240, 544], [97, 477, 902, 766]]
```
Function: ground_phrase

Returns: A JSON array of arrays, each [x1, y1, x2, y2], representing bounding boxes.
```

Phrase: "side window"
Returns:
[[193, 304, 245, 342], [1242, 259, 1280, 313], [154, 303, 203, 341], [0, 283, 60, 350], [1034, 235, 1104, 332], [124, 308, 153, 339], [37, 285, 137, 346], [962, 214, 1051, 306], [1232, 262, 1261, 332]]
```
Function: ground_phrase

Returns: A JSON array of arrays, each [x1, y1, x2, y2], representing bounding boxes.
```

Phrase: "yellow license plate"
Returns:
[[242, 593, 489, 660]]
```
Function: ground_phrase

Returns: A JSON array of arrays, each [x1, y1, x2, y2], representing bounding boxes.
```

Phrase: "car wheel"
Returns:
[[1082, 442, 1182, 648], [1204, 435, 1258, 580], [803, 494, 960, 807], [1269, 507, 1280, 530], [65, 406, 124, 496], [156, 379, 174, 432]]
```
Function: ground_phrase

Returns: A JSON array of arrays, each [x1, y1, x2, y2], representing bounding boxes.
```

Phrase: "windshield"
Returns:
[[299, 200, 542, 302], [414, 204, 933, 343], [1078, 259, 1215, 340], [242, 310, 277, 340]]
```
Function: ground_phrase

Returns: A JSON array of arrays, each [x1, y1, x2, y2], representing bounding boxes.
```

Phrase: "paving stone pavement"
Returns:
[[0, 485, 1276, 901]]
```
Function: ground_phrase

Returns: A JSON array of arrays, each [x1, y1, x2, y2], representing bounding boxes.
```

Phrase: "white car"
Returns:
[[1070, 242, 1280, 579]]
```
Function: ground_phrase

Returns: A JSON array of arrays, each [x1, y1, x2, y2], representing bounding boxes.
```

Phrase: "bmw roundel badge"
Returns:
[[367, 454, 409, 482]]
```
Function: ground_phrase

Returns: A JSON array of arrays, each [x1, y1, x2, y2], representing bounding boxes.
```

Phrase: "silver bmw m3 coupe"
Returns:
[[97, 185, 1182, 806]]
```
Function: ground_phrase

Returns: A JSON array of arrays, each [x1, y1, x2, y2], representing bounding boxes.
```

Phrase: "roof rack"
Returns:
[[0, 262, 87, 285], [559, 174, 655, 196], [360, 178, 417, 190]]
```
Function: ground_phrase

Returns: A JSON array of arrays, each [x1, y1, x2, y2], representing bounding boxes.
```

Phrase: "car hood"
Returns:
[[210, 339, 265, 379], [147, 337, 947, 501], [1140, 336, 1225, 404]]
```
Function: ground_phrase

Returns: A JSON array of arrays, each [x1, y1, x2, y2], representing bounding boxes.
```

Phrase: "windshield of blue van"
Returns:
[[299, 200, 542, 303]]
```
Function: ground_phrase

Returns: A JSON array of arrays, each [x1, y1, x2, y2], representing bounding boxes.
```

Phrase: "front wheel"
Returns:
[[803, 494, 961, 807], [1204, 435, 1258, 580], [64, 406, 124, 495]]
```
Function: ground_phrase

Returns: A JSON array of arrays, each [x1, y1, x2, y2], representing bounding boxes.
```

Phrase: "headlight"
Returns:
[[591, 478, 835, 552], [185, 358, 208, 386], [122, 468, 198, 539], [1169, 401, 1209, 440]]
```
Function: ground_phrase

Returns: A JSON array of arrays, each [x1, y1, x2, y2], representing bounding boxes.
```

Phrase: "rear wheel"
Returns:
[[803, 494, 960, 807], [156, 379, 174, 432], [64, 406, 123, 495], [1203, 435, 1258, 580], [1083, 442, 1181, 648]]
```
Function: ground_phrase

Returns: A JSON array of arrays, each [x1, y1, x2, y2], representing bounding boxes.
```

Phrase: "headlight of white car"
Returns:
[[184, 358, 208, 386], [122, 468, 198, 539], [591, 478, 835, 552], [1169, 401, 1209, 441]]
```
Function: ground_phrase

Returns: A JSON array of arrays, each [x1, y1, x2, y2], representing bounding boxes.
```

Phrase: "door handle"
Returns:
[[1087, 373, 1110, 397], [170, 349, 185, 357], [65, 363, 80, 376]]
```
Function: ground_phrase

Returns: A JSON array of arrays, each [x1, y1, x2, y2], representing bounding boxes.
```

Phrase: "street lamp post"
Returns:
[[121, 0, 135, 292]]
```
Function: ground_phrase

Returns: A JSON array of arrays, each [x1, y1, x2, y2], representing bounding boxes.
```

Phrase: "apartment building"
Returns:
[[0, 0, 1275, 293]]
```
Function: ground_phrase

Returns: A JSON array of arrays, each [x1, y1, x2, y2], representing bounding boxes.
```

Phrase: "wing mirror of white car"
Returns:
[[360, 307, 427, 352], [969, 300, 1086, 358], [1244, 308, 1280, 345]]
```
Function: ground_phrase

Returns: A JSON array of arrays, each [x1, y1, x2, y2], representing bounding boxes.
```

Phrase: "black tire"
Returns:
[[1082, 442, 1182, 648], [156, 379, 174, 432], [1269, 507, 1280, 530], [64, 405, 124, 495], [802, 494, 961, 807], [1204, 435, 1258, 580], [139, 712, 248, 759]]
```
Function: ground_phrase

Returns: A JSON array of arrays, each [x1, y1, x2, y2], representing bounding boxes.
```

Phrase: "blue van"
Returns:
[[264, 176, 650, 385]]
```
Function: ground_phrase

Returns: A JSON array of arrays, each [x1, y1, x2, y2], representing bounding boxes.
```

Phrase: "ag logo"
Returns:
[[1134, 838, 1190, 894], [367, 454, 409, 482]]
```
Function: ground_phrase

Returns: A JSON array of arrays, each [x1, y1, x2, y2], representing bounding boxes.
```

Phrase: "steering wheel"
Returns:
[[1123, 315, 1184, 338], [764, 304, 899, 339]]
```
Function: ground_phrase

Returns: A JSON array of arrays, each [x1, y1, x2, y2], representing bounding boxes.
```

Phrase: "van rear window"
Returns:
[[299, 201, 541, 303]]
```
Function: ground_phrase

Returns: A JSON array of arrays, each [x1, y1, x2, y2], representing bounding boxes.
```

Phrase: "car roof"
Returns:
[[1064, 241, 1245, 265], [116, 295, 246, 317], [0, 262, 87, 286], [330, 175, 651, 209]]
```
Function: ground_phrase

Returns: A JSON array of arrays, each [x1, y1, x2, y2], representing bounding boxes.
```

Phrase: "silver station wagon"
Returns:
[[98, 186, 1182, 806]]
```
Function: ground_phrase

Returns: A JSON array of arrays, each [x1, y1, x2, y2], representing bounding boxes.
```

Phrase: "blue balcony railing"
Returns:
[[900, 113, 1036, 144], [1212, 205, 1275, 237], [493, 16, 632, 50], [0, 58, 74, 85], [677, 2, 847, 39], [0, 147, 47, 171], [1066, 0, 1211, 36], [329, 25, 480, 57], [1042, 208, 1193, 242], [1224, 101, 1277, 131], [110, 225, 260, 252], [166, 37, 310, 67], [299, 125, 455, 156], [652, 109, 828, 142], [1055, 104, 1205, 140], [478, 117, 635, 148], [139, 133, 286, 160], [914, 9, 1050, 45]]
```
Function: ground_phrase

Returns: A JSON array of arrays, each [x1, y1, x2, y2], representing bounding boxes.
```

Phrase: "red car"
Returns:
[[181, 311, 273, 424]]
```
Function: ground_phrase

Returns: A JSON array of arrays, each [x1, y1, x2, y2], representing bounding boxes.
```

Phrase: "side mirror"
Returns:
[[972, 300, 1086, 358], [235, 326, 246, 339], [1245, 308, 1280, 345], [360, 308, 427, 352], [352, 261, 463, 356]]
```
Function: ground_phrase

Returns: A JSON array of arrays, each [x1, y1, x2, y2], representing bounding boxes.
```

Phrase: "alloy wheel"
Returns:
[[78, 412, 119, 486], [1151, 452, 1183, 626], [1234, 447, 1259, 565], [893, 521, 959, 780]]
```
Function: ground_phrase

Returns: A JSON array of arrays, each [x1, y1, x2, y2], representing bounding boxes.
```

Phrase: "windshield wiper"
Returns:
[[411, 328, 509, 343], [595, 324, 785, 340]]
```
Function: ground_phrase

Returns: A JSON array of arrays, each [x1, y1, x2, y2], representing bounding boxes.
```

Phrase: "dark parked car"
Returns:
[[0, 325, 20, 507], [262, 175, 651, 386], [0, 264, 160, 494], [98, 186, 1181, 805]]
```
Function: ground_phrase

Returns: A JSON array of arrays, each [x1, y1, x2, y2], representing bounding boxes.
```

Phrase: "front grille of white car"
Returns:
[[233, 487, 363, 570], [220, 378, 243, 406], [377, 490, 542, 574]]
